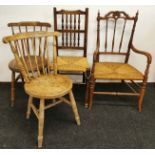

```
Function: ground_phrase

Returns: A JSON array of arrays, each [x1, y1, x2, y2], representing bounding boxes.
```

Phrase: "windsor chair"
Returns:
[[3, 31, 80, 148], [53, 8, 89, 88], [7, 21, 51, 107], [85, 11, 152, 112]]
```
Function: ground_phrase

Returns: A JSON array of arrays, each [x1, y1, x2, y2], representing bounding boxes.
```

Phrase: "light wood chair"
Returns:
[[7, 21, 51, 107], [3, 31, 80, 148], [53, 8, 90, 106], [85, 11, 152, 112]]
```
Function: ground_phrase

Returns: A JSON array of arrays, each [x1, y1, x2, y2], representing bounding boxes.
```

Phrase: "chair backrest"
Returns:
[[3, 31, 59, 83], [53, 7, 89, 57], [8, 21, 51, 34], [7, 21, 52, 57], [96, 11, 138, 62]]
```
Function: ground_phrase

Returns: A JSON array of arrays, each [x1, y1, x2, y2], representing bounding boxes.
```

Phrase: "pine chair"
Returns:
[[3, 31, 80, 148], [85, 11, 152, 112], [7, 21, 51, 107], [53, 8, 90, 88]]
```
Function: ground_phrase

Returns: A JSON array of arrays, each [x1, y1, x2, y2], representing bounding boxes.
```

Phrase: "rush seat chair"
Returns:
[[53, 8, 90, 85], [85, 11, 152, 112]]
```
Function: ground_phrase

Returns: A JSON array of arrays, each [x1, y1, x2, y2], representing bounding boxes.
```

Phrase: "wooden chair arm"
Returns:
[[131, 44, 152, 64], [93, 51, 99, 63]]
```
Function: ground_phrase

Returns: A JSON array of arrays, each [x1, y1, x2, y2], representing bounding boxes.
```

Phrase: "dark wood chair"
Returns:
[[85, 11, 152, 112], [3, 31, 80, 148], [7, 21, 51, 107], [53, 8, 89, 86]]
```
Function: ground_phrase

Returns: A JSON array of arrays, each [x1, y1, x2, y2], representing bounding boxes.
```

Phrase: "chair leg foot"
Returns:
[[26, 96, 33, 119], [38, 99, 45, 148], [69, 91, 81, 126], [38, 136, 43, 148]]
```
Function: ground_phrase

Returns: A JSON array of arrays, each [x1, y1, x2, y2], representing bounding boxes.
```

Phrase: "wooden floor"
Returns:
[[0, 82, 155, 148]]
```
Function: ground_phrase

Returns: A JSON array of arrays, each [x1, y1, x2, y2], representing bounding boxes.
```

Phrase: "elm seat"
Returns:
[[25, 74, 72, 99], [94, 62, 143, 80], [8, 56, 46, 72], [50, 56, 89, 72]]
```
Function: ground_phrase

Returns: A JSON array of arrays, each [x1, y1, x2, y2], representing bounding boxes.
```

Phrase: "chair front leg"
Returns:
[[11, 71, 15, 107], [88, 76, 95, 111], [38, 99, 45, 148], [138, 80, 147, 112], [69, 91, 81, 126]]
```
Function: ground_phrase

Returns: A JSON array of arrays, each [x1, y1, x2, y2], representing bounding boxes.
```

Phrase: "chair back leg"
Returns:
[[11, 71, 15, 107]]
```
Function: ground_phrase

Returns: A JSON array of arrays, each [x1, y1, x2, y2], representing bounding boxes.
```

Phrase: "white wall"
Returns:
[[0, 5, 155, 82]]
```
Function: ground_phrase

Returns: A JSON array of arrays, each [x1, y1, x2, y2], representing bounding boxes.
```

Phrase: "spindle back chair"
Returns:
[[85, 11, 152, 112], [53, 8, 89, 83], [3, 31, 80, 148], [7, 21, 51, 106]]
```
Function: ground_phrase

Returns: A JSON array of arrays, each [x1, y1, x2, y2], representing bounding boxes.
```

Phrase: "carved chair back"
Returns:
[[96, 11, 138, 63]]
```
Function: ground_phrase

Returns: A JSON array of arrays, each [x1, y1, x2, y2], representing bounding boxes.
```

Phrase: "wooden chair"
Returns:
[[53, 8, 89, 86], [7, 21, 51, 107], [3, 31, 80, 148], [85, 11, 152, 112]]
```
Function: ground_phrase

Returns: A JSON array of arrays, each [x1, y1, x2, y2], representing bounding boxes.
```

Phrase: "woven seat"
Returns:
[[9, 56, 46, 72], [94, 62, 143, 80], [50, 56, 89, 72], [25, 74, 72, 99]]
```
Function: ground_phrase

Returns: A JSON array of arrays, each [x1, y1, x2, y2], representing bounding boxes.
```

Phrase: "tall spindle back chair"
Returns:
[[3, 31, 80, 148], [53, 8, 89, 85], [85, 11, 152, 112], [7, 21, 51, 107]]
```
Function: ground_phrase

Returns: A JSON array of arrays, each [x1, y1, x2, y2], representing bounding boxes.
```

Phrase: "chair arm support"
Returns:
[[131, 44, 152, 64], [93, 51, 99, 63]]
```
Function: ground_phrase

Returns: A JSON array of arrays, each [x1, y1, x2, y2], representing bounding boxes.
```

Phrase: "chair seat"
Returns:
[[8, 56, 46, 72], [94, 62, 143, 80], [24, 74, 72, 99], [50, 56, 89, 72]]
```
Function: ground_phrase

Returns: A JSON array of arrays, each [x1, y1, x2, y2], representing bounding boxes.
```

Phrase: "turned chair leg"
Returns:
[[84, 79, 90, 108], [69, 91, 81, 126], [138, 81, 147, 112], [88, 78, 95, 111], [26, 96, 33, 119], [38, 99, 45, 148], [11, 71, 15, 107]]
